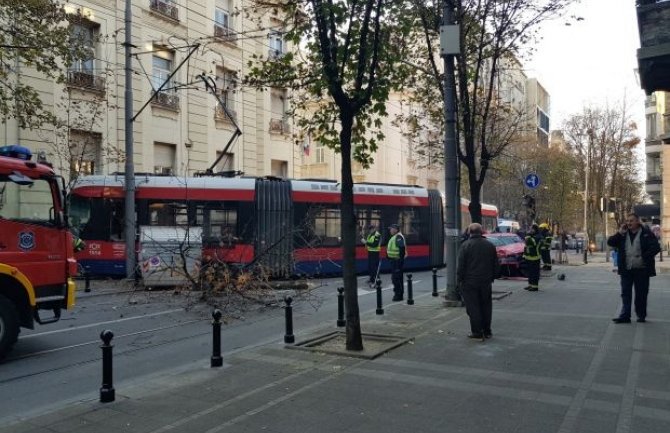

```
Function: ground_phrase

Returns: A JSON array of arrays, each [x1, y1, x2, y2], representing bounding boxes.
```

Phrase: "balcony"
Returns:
[[66, 71, 105, 92], [150, 0, 179, 22], [268, 49, 286, 60], [636, 0, 670, 93], [215, 105, 237, 123], [269, 118, 290, 135], [151, 91, 180, 111], [214, 24, 236, 44]]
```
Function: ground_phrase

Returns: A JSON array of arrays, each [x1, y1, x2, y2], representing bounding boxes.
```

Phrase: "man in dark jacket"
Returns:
[[457, 223, 500, 340], [607, 213, 661, 324]]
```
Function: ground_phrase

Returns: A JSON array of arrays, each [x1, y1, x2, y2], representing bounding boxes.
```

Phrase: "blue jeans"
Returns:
[[619, 269, 650, 320]]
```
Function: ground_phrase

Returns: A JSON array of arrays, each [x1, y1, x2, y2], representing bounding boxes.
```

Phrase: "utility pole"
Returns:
[[583, 129, 592, 265], [123, 0, 136, 279], [441, 0, 461, 304]]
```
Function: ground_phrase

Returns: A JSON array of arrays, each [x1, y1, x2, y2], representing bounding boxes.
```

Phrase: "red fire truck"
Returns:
[[0, 146, 77, 359]]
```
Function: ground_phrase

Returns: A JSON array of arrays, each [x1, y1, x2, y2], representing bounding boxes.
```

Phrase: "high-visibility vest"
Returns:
[[540, 235, 553, 252], [523, 236, 541, 261], [366, 232, 381, 252], [387, 233, 407, 259]]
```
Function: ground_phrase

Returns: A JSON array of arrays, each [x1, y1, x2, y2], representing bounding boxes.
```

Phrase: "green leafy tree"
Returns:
[[244, 0, 410, 350], [398, 0, 575, 223], [0, 0, 84, 128]]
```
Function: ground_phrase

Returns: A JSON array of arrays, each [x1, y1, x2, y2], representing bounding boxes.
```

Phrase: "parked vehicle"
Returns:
[[0, 145, 77, 358], [486, 233, 525, 277]]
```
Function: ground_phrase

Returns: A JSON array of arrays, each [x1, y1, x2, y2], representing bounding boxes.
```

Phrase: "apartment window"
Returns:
[[215, 0, 231, 28], [215, 151, 234, 172], [537, 108, 550, 132], [269, 89, 289, 134], [152, 51, 179, 109], [69, 130, 102, 178], [154, 142, 176, 175], [69, 22, 97, 73], [269, 31, 284, 58], [647, 154, 662, 180], [271, 159, 288, 178], [214, 67, 236, 120], [152, 53, 173, 92], [647, 113, 658, 139], [315, 141, 325, 163]]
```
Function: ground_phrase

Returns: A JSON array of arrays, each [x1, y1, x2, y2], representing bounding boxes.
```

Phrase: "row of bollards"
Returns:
[[98, 268, 444, 403]]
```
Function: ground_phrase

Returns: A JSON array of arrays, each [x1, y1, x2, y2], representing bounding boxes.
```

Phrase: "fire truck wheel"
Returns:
[[0, 295, 20, 360]]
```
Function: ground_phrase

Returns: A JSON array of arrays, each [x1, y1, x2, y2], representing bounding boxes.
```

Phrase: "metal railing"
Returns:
[[151, 91, 180, 110], [269, 118, 290, 134], [214, 24, 236, 43], [67, 71, 106, 91], [150, 0, 179, 21]]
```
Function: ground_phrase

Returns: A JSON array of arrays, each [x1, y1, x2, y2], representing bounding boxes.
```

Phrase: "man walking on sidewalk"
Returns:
[[607, 213, 660, 324], [457, 223, 499, 340]]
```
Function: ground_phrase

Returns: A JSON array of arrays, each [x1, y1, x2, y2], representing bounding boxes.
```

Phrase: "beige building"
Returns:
[[1, 0, 298, 180], [644, 92, 670, 239]]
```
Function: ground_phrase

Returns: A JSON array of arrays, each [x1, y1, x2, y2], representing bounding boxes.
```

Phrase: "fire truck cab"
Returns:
[[0, 145, 77, 359]]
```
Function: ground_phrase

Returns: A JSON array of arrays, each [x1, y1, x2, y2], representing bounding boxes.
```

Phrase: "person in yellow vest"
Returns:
[[539, 223, 553, 271], [362, 224, 382, 286], [523, 224, 541, 291], [387, 224, 407, 301]]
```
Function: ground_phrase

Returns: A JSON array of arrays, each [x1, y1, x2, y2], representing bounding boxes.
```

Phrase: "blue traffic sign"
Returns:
[[525, 173, 540, 189]]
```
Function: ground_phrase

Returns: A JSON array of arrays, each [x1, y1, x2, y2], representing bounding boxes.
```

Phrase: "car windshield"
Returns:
[[486, 236, 506, 247], [0, 175, 57, 225]]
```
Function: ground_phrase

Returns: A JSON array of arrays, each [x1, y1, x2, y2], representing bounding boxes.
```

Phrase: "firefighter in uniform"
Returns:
[[362, 224, 382, 286], [387, 224, 407, 301], [523, 224, 541, 291], [539, 223, 553, 271]]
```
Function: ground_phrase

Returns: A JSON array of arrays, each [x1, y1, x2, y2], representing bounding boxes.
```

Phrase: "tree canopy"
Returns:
[[0, 0, 84, 128]]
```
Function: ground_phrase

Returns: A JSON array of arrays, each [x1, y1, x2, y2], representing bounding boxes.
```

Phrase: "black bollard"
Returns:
[[99, 330, 115, 403], [432, 268, 438, 297], [336, 287, 346, 327], [211, 309, 223, 368], [375, 278, 384, 315], [284, 296, 295, 344], [407, 274, 414, 305], [84, 272, 91, 293]]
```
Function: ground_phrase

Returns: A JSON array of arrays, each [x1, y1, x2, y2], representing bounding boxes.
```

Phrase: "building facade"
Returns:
[[0, 0, 298, 181]]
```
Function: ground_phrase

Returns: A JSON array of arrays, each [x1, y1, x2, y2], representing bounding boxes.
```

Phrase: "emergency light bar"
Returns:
[[0, 145, 33, 160]]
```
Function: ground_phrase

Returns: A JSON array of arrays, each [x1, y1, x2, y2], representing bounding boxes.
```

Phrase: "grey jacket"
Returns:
[[457, 234, 499, 286]]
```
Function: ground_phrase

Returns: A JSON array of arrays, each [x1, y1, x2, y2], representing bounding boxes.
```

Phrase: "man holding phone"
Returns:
[[607, 213, 661, 323]]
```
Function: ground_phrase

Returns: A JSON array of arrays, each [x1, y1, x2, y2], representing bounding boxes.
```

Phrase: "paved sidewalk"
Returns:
[[4, 263, 670, 433]]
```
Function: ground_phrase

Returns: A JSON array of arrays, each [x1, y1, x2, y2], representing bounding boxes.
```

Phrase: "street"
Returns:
[[0, 271, 441, 426]]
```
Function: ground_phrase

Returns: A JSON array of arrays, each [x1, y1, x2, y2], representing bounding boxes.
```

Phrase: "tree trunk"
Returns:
[[468, 170, 483, 224], [340, 114, 363, 351]]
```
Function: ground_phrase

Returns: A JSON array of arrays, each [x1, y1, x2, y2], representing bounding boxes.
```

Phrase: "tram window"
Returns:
[[397, 208, 424, 244], [149, 201, 189, 226], [199, 203, 239, 245], [313, 206, 341, 247], [356, 208, 382, 245]]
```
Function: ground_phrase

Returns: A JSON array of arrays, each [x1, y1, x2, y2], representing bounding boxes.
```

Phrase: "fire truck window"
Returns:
[[0, 176, 55, 224]]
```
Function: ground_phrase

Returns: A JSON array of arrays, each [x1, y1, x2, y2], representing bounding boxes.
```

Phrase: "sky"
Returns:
[[524, 0, 646, 135]]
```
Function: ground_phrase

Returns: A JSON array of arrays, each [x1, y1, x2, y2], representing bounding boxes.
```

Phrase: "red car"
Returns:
[[486, 233, 525, 277]]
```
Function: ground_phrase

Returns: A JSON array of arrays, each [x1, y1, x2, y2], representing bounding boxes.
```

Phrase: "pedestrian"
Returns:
[[607, 213, 660, 323], [457, 223, 499, 340], [362, 223, 381, 286], [539, 223, 553, 271], [387, 223, 407, 301], [523, 224, 541, 291]]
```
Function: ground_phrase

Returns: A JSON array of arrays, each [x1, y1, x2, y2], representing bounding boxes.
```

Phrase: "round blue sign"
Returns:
[[525, 173, 540, 189]]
